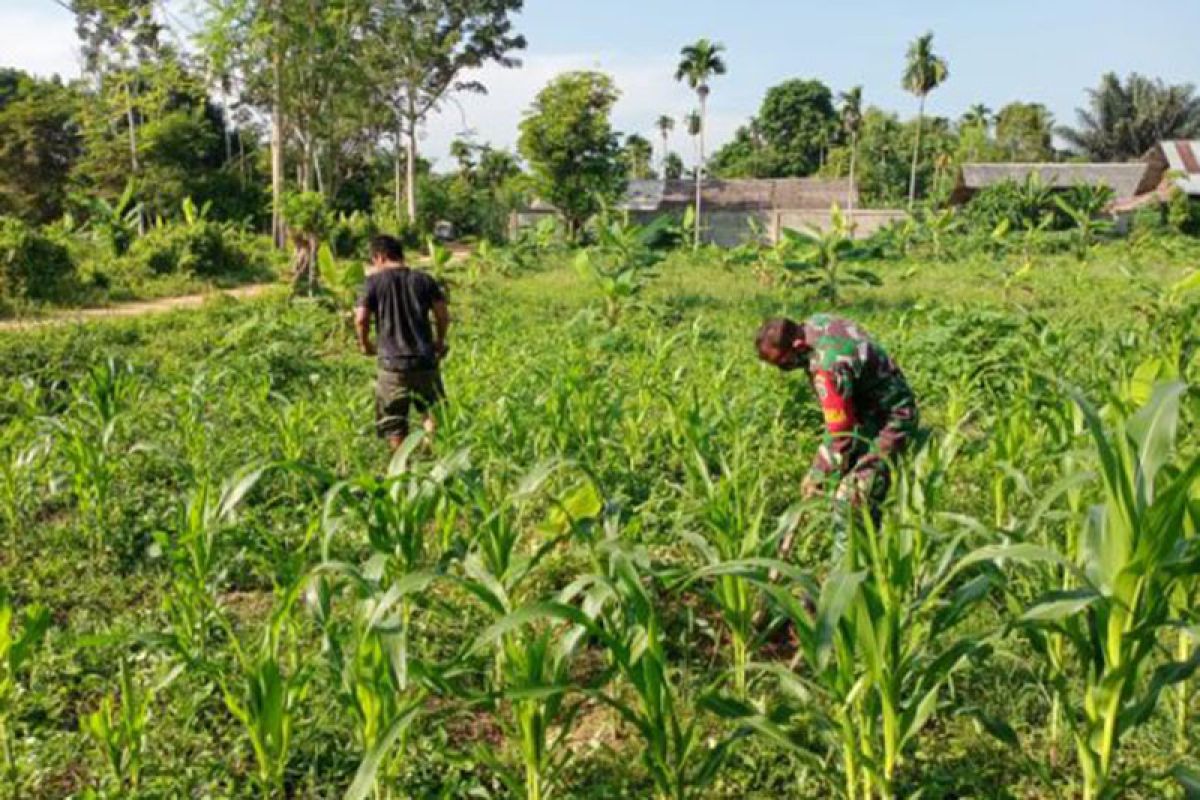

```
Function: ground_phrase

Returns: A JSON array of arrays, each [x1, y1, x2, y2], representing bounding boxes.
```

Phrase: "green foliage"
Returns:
[[519, 71, 626, 238], [0, 216, 76, 304], [124, 219, 269, 279], [1061, 72, 1200, 160], [280, 191, 329, 239], [710, 79, 837, 178]]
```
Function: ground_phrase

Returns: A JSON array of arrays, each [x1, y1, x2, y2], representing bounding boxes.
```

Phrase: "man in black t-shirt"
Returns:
[[354, 235, 450, 450]]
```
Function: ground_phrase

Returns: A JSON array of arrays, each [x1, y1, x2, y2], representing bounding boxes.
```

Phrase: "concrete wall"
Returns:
[[512, 208, 909, 245]]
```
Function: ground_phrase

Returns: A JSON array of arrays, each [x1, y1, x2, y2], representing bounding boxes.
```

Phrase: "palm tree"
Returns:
[[675, 39, 727, 248], [655, 114, 675, 176], [902, 32, 949, 208], [839, 86, 864, 211], [1059, 72, 1200, 160], [962, 103, 992, 131], [684, 110, 702, 178]]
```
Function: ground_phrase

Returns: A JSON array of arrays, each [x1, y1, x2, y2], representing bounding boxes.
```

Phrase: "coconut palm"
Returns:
[[655, 114, 675, 175], [962, 103, 993, 131], [1059, 72, 1200, 160], [675, 39, 727, 248], [902, 32, 950, 208], [839, 86, 864, 211]]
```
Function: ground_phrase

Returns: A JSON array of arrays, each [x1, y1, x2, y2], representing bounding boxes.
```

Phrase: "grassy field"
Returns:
[[1, 242, 1198, 798]]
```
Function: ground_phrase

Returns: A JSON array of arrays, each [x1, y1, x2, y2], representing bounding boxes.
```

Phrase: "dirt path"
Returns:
[[0, 282, 282, 332]]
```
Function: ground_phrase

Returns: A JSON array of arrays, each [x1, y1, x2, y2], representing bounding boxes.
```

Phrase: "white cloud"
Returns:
[[419, 52, 748, 169]]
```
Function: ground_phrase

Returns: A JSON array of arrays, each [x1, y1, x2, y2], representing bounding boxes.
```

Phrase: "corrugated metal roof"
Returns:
[[1158, 140, 1200, 196], [959, 163, 1152, 198], [523, 177, 857, 214]]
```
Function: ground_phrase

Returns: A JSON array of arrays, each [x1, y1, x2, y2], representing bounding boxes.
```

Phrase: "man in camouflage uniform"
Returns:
[[756, 315, 919, 557]]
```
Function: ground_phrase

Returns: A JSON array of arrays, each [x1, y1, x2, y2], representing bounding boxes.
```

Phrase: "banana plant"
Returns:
[[573, 211, 669, 326], [779, 205, 880, 304], [0, 588, 50, 788], [1054, 184, 1114, 262], [953, 381, 1200, 799]]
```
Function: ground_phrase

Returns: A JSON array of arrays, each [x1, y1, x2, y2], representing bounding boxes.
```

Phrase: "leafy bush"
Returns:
[[0, 215, 76, 302], [124, 221, 272, 280], [962, 176, 1057, 232], [280, 191, 329, 239], [329, 211, 376, 259]]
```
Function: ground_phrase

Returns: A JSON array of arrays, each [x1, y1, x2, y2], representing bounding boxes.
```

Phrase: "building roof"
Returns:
[[958, 163, 1154, 199], [1154, 140, 1200, 196], [525, 177, 857, 214]]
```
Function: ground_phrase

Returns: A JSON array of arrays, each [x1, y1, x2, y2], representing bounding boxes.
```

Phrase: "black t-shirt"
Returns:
[[356, 266, 445, 372]]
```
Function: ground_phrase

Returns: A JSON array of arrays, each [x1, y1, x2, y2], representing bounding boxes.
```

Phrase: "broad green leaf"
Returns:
[[1021, 588, 1101, 623]]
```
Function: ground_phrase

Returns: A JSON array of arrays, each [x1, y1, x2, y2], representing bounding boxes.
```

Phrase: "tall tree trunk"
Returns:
[[695, 92, 707, 249], [270, 0, 285, 249], [661, 131, 669, 175], [908, 95, 925, 209], [404, 92, 418, 224], [400, 115, 410, 217], [848, 134, 858, 211]]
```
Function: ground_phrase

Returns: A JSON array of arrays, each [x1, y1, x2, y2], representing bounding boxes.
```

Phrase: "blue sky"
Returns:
[[3, 0, 1199, 167]]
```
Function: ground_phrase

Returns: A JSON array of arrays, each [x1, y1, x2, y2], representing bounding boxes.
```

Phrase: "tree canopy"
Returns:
[[518, 71, 625, 237]]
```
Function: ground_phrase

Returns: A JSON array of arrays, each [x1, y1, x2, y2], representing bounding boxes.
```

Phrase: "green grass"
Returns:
[[0, 242, 1197, 798]]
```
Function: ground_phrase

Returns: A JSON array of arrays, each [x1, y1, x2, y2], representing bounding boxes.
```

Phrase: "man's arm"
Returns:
[[432, 299, 450, 359], [354, 305, 374, 356], [804, 366, 858, 495]]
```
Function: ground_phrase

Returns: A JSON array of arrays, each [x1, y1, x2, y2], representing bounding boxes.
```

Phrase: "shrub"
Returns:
[[329, 211, 376, 259], [124, 221, 272, 280], [0, 215, 76, 302]]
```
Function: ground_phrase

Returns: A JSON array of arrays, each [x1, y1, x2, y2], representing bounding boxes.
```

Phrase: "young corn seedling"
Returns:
[[701, 437, 1001, 799], [549, 535, 738, 800], [468, 605, 591, 800], [0, 588, 49, 789], [307, 566, 432, 800], [47, 359, 139, 551], [956, 381, 1200, 799], [81, 658, 179, 793], [221, 583, 310, 799], [676, 449, 802, 698]]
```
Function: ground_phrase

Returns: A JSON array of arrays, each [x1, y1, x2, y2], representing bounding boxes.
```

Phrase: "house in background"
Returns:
[[1110, 140, 1200, 214], [513, 178, 907, 245], [949, 162, 1159, 207]]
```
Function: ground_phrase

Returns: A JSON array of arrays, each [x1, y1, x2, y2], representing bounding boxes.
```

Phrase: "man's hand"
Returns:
[[802, 476, 823, 500], [435, 341, 448, 361], [360, 341, 376, 357]]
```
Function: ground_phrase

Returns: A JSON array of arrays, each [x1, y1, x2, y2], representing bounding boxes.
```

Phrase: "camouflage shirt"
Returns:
[[800, 314, 918, 482]]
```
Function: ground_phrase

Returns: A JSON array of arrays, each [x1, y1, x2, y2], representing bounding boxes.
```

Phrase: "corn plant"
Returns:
[[221, 586, 310, 799], [81, 658, 178, 792], [956, 381, 1200, 799], [307, 567, 431, 800], [154, 467, 266, 667], [502, 534, 738, 800], [47, 359, 139, 550], [469, 606, 591, 800], [700, 434, 1001, 799], [0, 588, 50, 788], [0, 420, 48, 538], [676, 449, 804, 698]]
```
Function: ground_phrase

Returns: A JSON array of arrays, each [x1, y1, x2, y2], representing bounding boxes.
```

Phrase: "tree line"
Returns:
[[2, 12, 1200, 242]]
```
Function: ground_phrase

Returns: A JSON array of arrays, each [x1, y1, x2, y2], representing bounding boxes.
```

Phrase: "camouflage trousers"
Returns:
[[830, 409, 917, 560]]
